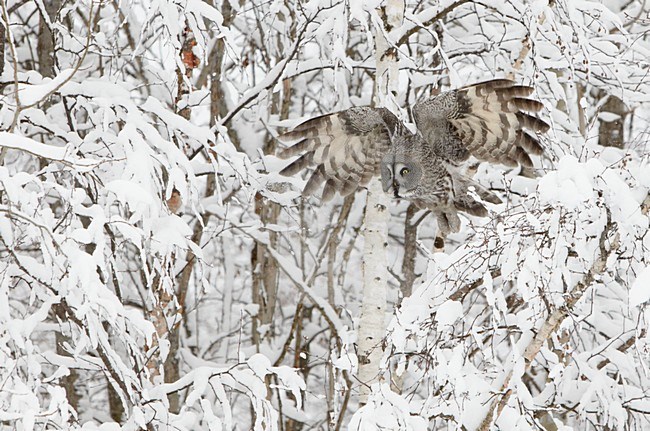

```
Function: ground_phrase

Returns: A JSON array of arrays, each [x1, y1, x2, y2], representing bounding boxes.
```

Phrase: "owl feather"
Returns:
[[413, 79, 549, 167], [278, 107, 399, 201], [276, 79, 548, 235]]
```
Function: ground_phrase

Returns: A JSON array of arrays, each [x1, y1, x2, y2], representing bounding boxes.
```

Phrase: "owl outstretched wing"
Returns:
[[277, 107, 400, 201], [413, 79, 549, 167]]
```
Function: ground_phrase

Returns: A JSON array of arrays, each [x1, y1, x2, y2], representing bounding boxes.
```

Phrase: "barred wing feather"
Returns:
[[278, 107, 398, 201], [413, 79, 549, 167]]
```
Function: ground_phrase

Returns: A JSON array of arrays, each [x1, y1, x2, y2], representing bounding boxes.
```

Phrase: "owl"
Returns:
[[276, 79, 548, 235]]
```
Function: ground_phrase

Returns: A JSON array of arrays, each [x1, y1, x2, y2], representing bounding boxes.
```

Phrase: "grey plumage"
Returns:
[[277, 79, 549, 235]]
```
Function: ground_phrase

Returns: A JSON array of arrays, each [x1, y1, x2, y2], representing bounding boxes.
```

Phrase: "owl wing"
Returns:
[[277, 107, 400, 201], [413, 79, 549, 167]]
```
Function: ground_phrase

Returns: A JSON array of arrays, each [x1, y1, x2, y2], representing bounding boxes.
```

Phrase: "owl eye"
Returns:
[[400, 167, 410, 176]]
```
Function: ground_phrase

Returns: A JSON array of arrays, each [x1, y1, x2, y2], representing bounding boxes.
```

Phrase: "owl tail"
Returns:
[[436, 211, 462, 235]]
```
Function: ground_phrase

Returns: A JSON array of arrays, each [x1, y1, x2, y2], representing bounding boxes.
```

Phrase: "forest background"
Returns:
[[1, 0, 650, 430]]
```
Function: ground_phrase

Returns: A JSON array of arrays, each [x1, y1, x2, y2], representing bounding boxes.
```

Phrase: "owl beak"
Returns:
[[392, 181, 400, 198]]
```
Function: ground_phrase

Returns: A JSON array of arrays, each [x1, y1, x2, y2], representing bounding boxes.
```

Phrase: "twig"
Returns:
[[219, 13, 316, 126], [397, 0, 472, 46], [477, 212, 618, 430]]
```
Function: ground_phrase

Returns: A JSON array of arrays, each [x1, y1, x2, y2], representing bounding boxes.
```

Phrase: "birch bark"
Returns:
[[357, 0, 404, 406]]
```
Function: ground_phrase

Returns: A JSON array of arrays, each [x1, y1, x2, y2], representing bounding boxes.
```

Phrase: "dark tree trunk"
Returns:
[[598, 94, 627, 149]]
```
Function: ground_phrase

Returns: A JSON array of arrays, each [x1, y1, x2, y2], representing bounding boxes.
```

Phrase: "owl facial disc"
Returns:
[[381, 154, 420, 199]]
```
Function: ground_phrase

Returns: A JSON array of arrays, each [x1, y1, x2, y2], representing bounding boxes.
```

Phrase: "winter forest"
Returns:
[[1, 0, 650, 430]]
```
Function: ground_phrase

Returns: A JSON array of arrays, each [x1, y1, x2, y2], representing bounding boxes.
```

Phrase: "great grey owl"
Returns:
[[276, 79, 548, 235]]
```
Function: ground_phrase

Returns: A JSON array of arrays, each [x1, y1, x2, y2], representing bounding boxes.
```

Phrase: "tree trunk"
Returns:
[[53, 304, 80, 411], [251, 7, 294, 354], [598, 94, 627, 149], [400, 203, 419, 300], [357, 0, 404, 406], [357, 179, 390, 404], [251, 193, 281, 348], [38, 2, 77, 411], [0, 21, 5, 77], [37, 0, 60, 78]]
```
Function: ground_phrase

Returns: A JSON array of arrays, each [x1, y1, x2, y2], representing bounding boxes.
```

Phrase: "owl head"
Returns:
[[380, 135, 423, 198]]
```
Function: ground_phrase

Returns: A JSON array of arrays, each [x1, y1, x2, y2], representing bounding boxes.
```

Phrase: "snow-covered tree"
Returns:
[[0, 0, 649, 430]]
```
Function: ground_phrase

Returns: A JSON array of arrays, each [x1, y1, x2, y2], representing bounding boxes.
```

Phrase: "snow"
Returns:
[[434, 300, 462, 326], [0, 132, 98, 171], [537, 156, 598, 210], [150, 215, 194, 255], [630, 266, 650, 307], [17, 69, 77, 106]]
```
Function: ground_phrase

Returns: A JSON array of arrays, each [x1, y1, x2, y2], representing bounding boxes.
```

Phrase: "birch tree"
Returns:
[[357, 0, 404, 406]]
